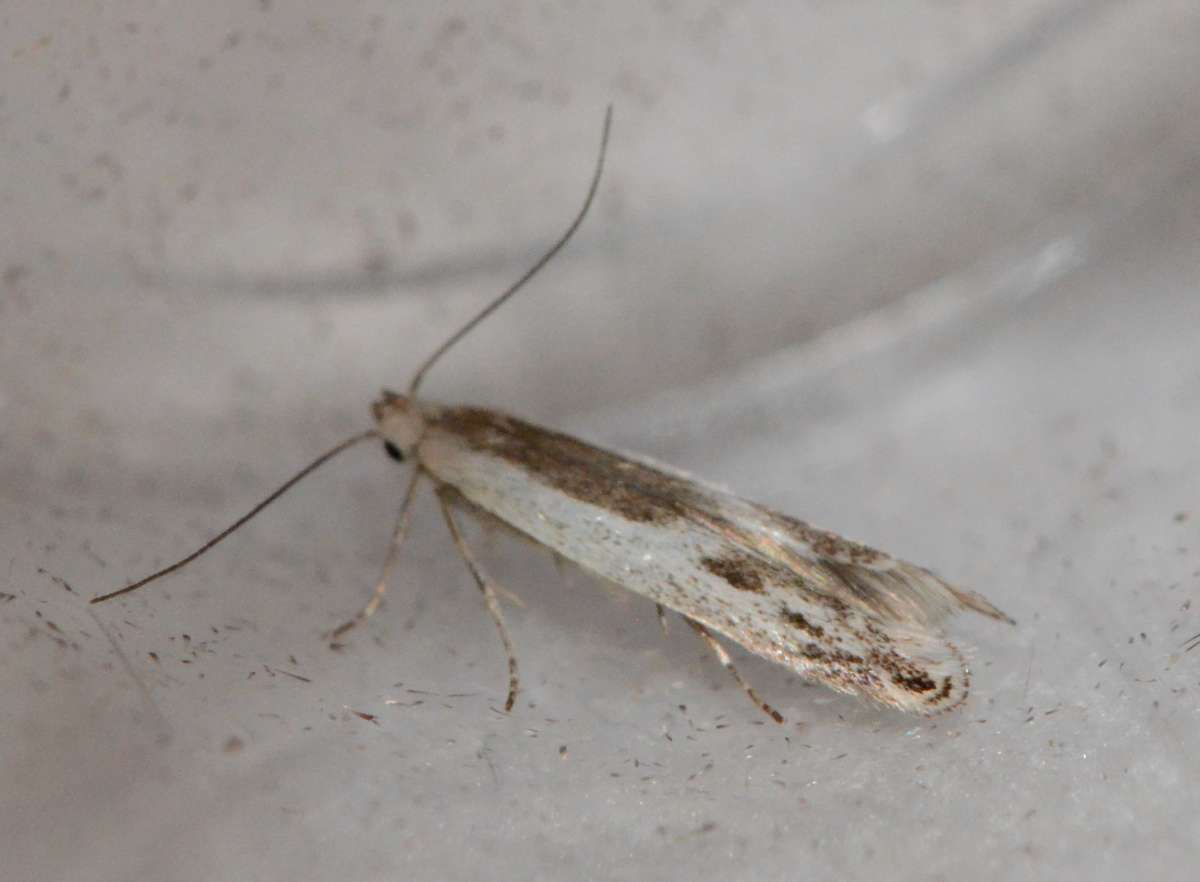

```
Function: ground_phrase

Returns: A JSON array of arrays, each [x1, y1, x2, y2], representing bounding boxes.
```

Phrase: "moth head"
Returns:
[[372, 389, 426, 461]]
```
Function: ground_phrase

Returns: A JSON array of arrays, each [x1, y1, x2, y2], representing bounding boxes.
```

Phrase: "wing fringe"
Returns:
[[823, 559, 1015, 628]]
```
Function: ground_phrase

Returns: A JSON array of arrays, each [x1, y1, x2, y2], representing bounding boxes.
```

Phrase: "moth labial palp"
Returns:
[[91, 105, 1013, 723]]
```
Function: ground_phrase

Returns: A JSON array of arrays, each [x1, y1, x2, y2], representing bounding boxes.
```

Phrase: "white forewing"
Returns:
[[412, 405, 1006, 714]]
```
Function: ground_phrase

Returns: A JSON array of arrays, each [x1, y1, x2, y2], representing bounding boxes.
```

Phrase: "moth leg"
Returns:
[[330, 467, 423, 640], [436, 488, 520, 713], [432, 484, 529, 608], [655, 603, 670, 637], [684, 618, 784, 724]]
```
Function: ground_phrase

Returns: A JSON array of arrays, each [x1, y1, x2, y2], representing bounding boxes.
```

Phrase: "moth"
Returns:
[[93, 108, 1013, 722]]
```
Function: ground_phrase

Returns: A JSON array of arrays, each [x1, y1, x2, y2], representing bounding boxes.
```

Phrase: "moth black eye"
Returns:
[[383, 441, 405, 463]]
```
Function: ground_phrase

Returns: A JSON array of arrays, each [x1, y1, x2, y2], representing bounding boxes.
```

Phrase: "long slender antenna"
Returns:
[[406, 105, 614, 398], [91, 429, 379, 604]]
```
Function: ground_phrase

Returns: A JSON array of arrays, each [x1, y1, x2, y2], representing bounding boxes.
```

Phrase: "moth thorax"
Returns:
[[372, 390, 427, 457]]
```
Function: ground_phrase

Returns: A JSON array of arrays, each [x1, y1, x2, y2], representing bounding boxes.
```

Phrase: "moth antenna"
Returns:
[[91, 429, 380, 604], [406, 105, 613, 398]]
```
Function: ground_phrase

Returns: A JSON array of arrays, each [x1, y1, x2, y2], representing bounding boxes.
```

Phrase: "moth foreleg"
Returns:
[[436, 485, 520, 713], [330, 467, 423, 642], [684, 618, 784, 724]]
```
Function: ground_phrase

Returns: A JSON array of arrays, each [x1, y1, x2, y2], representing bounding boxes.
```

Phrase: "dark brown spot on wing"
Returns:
[[767, 511, 887, 565], [867, 646, 940, 694], [890, 669, 937, 693], [700, 553, 766, 593], [797, 642, 864, 666], [781, 607, 824, 639], [930, 676, 954, 704], [433, 407, 719, 526]]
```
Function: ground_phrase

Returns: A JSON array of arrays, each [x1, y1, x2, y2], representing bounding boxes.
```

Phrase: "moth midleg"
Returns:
[[684, 618, 785, 724], [432, 484, 528, 608], [436, 485, 520, 712], [330, 467, 424, 640], [655, 603, 670, 637]]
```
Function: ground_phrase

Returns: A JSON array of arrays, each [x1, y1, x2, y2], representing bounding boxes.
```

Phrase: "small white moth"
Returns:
[[94, 108, 1012, 722]]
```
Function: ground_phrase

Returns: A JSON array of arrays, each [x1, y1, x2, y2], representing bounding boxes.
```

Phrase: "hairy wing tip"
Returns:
[[830, 558, 1012, 629], [866, 631, 972, 715], [789, 626, 972, 715]]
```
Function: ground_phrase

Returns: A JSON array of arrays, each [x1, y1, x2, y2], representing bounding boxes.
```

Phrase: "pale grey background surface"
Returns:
[[4, 2, 1200, 880]]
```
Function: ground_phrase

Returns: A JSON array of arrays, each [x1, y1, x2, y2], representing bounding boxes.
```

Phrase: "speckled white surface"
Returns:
[[4, 3, 1200, 880]]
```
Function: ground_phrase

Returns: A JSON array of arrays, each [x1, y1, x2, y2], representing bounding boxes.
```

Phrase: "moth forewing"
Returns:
[[374, 392, 1010, 716]]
